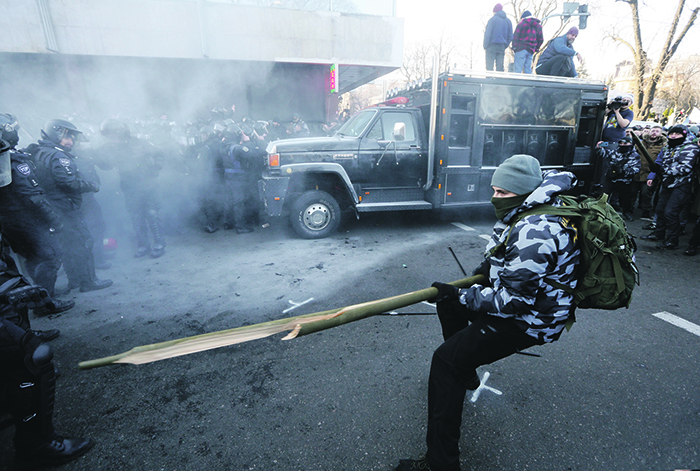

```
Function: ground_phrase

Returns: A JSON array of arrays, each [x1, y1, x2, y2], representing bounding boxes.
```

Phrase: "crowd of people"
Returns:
[[0, 107, 328, 468], [2, 90, 699, 468], [483, 3, 582, 77], [592, 101, 700, 256]]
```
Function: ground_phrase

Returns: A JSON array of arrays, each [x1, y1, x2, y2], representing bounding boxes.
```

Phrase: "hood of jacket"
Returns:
[[503, 170, 577, 224]]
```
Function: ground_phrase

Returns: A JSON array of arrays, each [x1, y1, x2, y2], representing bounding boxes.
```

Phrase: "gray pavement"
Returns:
[[1, 208, 699, 471]]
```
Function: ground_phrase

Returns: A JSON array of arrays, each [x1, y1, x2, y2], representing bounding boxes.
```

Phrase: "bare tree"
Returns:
[[400, 33, 458, 82], [656, 55, 700, 113], [610, 0, 699, 119]]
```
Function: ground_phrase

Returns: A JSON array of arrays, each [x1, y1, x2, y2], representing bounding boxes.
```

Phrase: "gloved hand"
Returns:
[[428, 282, 460, 303], [6, 285, 52, 310]]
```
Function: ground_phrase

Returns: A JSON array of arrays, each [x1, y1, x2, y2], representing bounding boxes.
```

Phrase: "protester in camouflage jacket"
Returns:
[[458, 166, 580, 343], [643, 124, 699, 249], [595, 136, 641, 220], [395, 155, 579, 471]]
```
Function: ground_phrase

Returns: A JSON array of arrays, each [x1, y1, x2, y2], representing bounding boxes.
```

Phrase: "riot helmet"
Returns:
[[41, 119, 82, 147], [186, 125, 200, 147], [254, 120, 269, 136], [212, 120, 227, 135], [240, 124, 254, 139], [0, 113, 20, 148], [100, 118, 131, 142], [199, 124, 215, 143], [211, 107, 232, 120], [222, 124, 243, 142]]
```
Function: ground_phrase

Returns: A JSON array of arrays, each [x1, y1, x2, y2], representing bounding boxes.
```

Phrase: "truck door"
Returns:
[[441, 91, 480, 204], [359, 110, 424, 187]]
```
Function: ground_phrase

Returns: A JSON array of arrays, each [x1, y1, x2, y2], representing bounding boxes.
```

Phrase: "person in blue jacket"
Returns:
[[483, 3, 513, 72], [535, 27, 583, 77]]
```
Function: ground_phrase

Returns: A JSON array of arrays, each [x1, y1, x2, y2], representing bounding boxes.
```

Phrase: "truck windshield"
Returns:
[[336, 110, 376, 137]]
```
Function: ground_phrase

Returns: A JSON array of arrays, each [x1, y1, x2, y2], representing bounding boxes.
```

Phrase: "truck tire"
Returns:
[[289, 190, 341, 239]]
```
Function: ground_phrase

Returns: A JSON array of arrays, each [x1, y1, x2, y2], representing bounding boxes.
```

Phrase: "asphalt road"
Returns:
[[1, 207, 699, 471]]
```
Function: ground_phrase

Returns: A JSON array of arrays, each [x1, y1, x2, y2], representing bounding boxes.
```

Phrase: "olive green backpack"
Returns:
[[504, 193, 640, 310]]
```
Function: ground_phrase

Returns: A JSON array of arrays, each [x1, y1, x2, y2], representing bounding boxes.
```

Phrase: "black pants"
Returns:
[[485, 44, 507, 72], [654, 183, 693, 245], [1, 307, 56, 451], [224, 173, 248, 229], [58, 208, 95, 287], [426, 299, 541, 471], [0, 214, 62, 296], [536, 54, 575, 77]]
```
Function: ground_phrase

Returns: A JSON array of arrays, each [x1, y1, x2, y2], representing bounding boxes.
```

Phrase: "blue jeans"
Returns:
[[513, 49, 533, 73]]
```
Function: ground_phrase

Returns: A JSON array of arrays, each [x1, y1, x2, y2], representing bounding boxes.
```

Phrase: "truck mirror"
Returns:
[[392, 122, 406, 141]]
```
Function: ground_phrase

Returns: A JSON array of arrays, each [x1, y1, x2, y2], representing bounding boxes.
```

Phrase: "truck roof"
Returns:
[[387, 69, 608, 100]]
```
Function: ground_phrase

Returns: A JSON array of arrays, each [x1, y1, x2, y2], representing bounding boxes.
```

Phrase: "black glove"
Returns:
[[6, 285, 52, 310], [428, 282, 460, 304]]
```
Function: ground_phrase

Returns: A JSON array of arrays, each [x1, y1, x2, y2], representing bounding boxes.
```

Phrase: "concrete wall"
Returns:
[[1, 0, 403, 66], [0, 0, 402, 129]]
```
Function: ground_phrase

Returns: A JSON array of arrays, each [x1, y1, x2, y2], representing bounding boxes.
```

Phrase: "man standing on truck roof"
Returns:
[[395, 155, 580, 471], [535, 27, 582, 78], [511, 10, 544, 74], [483, 4, 513, 72]]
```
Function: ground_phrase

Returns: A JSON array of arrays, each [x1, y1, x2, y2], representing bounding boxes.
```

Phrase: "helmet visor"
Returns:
[[58, 127, 82, 143]]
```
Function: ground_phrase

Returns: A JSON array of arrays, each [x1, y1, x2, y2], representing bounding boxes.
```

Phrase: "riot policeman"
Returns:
[[0, 139, 94, 468], [99, 118, 167, 258], [0, 114, 74, 314], [221, 124, 265, 233], [290, 113, 310, 137], [194, 123, 226, 233], [29, 119, 113, 292]]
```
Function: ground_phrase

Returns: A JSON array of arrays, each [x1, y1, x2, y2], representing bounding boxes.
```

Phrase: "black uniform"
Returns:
[[0, 252, 94, 466], [30, 140, 111, 291], [0, 150, 63, 296], [222, 139, 266, 233], [195, 137, 226, 233], [99, 136, 166, 258]]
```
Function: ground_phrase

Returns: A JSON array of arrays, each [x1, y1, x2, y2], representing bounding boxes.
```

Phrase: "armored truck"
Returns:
[[259, 70, 609, 238]]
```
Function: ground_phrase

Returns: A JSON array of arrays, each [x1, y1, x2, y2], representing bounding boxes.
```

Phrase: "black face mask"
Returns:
[[668, 136, 685, 147], [618, 145, 632, 154]]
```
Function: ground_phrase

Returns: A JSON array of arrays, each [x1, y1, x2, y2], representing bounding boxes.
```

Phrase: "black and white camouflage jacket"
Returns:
[[459, 170, 581, 343]]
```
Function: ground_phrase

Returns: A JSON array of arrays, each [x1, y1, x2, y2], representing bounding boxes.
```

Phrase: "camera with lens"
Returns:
[[607, 96, 626, 110]]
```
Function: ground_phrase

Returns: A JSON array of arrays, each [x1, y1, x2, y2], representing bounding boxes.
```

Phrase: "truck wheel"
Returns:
[[290, 190, 341, 239]]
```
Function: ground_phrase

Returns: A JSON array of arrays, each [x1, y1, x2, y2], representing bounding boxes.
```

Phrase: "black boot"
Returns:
[[15, 435, 94, 469], [147, 212, 166, 258], [33, 299, 75, 316]]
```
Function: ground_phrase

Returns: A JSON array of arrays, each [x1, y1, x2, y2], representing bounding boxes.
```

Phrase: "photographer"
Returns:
[[602, 94, 634, 143]]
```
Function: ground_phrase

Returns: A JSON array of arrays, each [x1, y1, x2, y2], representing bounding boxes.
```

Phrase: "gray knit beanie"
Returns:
[[490, 155, 543, 195]]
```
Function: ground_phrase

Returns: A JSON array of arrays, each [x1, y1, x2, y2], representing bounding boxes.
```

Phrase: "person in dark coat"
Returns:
[[27, 119, 112, 293], [395, 156, 580, 471], [483, 3, 513, 72], [98, 119, 166, 258]]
